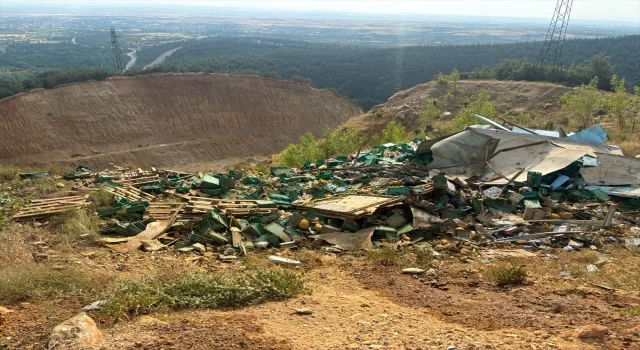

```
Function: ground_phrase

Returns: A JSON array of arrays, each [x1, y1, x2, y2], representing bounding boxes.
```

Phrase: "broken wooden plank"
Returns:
[[109, 204, 183, 253]]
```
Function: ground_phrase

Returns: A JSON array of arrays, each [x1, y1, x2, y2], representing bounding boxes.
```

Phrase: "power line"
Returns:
[[538, 0, 574, 72], [110, 27, 124, 72]]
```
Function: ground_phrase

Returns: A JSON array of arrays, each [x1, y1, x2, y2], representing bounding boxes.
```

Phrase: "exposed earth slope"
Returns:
[[352, 80, 573, 137], [0, 73, 361, 168]]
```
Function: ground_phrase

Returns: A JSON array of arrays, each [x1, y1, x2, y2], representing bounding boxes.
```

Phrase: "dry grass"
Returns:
[[34, 178, 58, 195], [501, 247, 640, 293], [0, 165, 20, 181], [88, 188, 114, 209], [50, 208, 101, 245], [101, 267, 307, 321], [0, 225, 107, 305], [0, 264, 103, 304]]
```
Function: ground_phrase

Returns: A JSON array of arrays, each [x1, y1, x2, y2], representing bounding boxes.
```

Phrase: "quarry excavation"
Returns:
[[0, 74, 361, 168]]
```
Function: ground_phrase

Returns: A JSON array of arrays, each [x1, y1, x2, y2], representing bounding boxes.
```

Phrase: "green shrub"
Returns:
[[375, 121, 409, 145], [485, 264, 527, 286], [452, 91, 496, 131], [279, 132, 322, 167], [320, 126, 366, 159], [434, 73, 449, 85]]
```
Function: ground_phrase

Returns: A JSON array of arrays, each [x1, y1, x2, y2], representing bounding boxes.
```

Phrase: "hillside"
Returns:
[[0, 73, 362, 168], [351, 80, 571, 134], [347, 79, 639, 156]]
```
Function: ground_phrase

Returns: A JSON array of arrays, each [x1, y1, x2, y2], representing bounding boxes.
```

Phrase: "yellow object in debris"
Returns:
[[547, 213, 561, 219], [559, 212, 573, 219], [298, 219, 310, 230]]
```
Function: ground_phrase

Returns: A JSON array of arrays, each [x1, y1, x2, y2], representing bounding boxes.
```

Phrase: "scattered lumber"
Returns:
[[13, 194, 90, 221]]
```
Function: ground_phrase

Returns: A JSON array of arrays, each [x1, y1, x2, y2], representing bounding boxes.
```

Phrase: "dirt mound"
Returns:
[[350, 80, 573, 136], [0, 73, 361, 168]]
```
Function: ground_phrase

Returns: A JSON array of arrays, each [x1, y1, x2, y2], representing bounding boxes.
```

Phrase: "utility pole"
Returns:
[[110, 27, 124, 72], [538, 0, 573, 73]]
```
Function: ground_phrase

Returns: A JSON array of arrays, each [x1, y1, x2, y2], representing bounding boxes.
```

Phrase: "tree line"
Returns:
[[1, 35, 639, 108]]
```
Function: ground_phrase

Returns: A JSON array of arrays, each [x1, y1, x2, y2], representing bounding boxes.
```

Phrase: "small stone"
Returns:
[[0, 306, 14, 314], [224, 247, 235, 255], [547, 213, 561, 219], [402, 268, 425, 274], [192, 243, 206, 253], [255, 241, 269, 249], [268, 255, 302, 266], [574, 324, 608, 340], [56, 182, 65, 188], [48, 313, 102, 348], [447, 346, 457, 350], [141, 240, 166, 252], [81, 300, 106, 312], [137, 315, 168, 325], [295, 308, 313, 315], [33, 222, 43, 228]]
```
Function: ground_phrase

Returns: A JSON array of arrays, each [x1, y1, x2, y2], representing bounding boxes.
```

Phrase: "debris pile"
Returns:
[[9, 122, 640, 259]]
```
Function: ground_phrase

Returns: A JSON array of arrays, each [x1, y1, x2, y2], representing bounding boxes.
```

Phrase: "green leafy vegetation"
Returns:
[[607, 75, 631, 128], [452, 92, 497, 131], [279, 132, 322, 168], [279, 126, 368, 167], [561, 77, 603, 129], [101, 269, 306, 319], [419, 99, 440, 128], [375, 121, 410, 145]]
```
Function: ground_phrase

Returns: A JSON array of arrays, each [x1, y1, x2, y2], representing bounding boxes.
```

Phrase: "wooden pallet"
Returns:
[[119, 168, 158, 181], [144, 202, 186, 221], [114, 175, 161, 188], [13, 195, 90, 221], [105, 185, 157, 202], [184, 197, 277, 216]]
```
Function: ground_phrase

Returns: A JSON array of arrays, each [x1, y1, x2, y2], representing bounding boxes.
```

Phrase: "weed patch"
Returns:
[[364, 246, 402, 266], [34, 179, 57, 194], [618, 306, 640, 315], [0, 264, 101, 304], [50, 208, 101, 244], [0, 166, 19, 181], [485, 264, 527, 286], [89, 189, 114, 209], [101, 268, 306, 320]]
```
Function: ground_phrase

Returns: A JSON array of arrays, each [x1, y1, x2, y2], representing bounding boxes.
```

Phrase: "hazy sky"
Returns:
[[3, 0, 640, 22]]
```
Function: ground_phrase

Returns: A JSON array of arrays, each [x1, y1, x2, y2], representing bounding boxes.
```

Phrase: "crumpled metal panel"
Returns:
[[425, 129, 499, 176]]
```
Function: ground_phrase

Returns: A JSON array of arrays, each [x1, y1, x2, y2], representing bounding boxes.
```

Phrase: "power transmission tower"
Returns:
[[110, 27, 124, 71], [538, 0, 573, 72]]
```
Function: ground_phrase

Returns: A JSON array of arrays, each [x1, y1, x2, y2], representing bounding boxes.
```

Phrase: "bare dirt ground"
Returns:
[[2, 228, 639, 350]]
